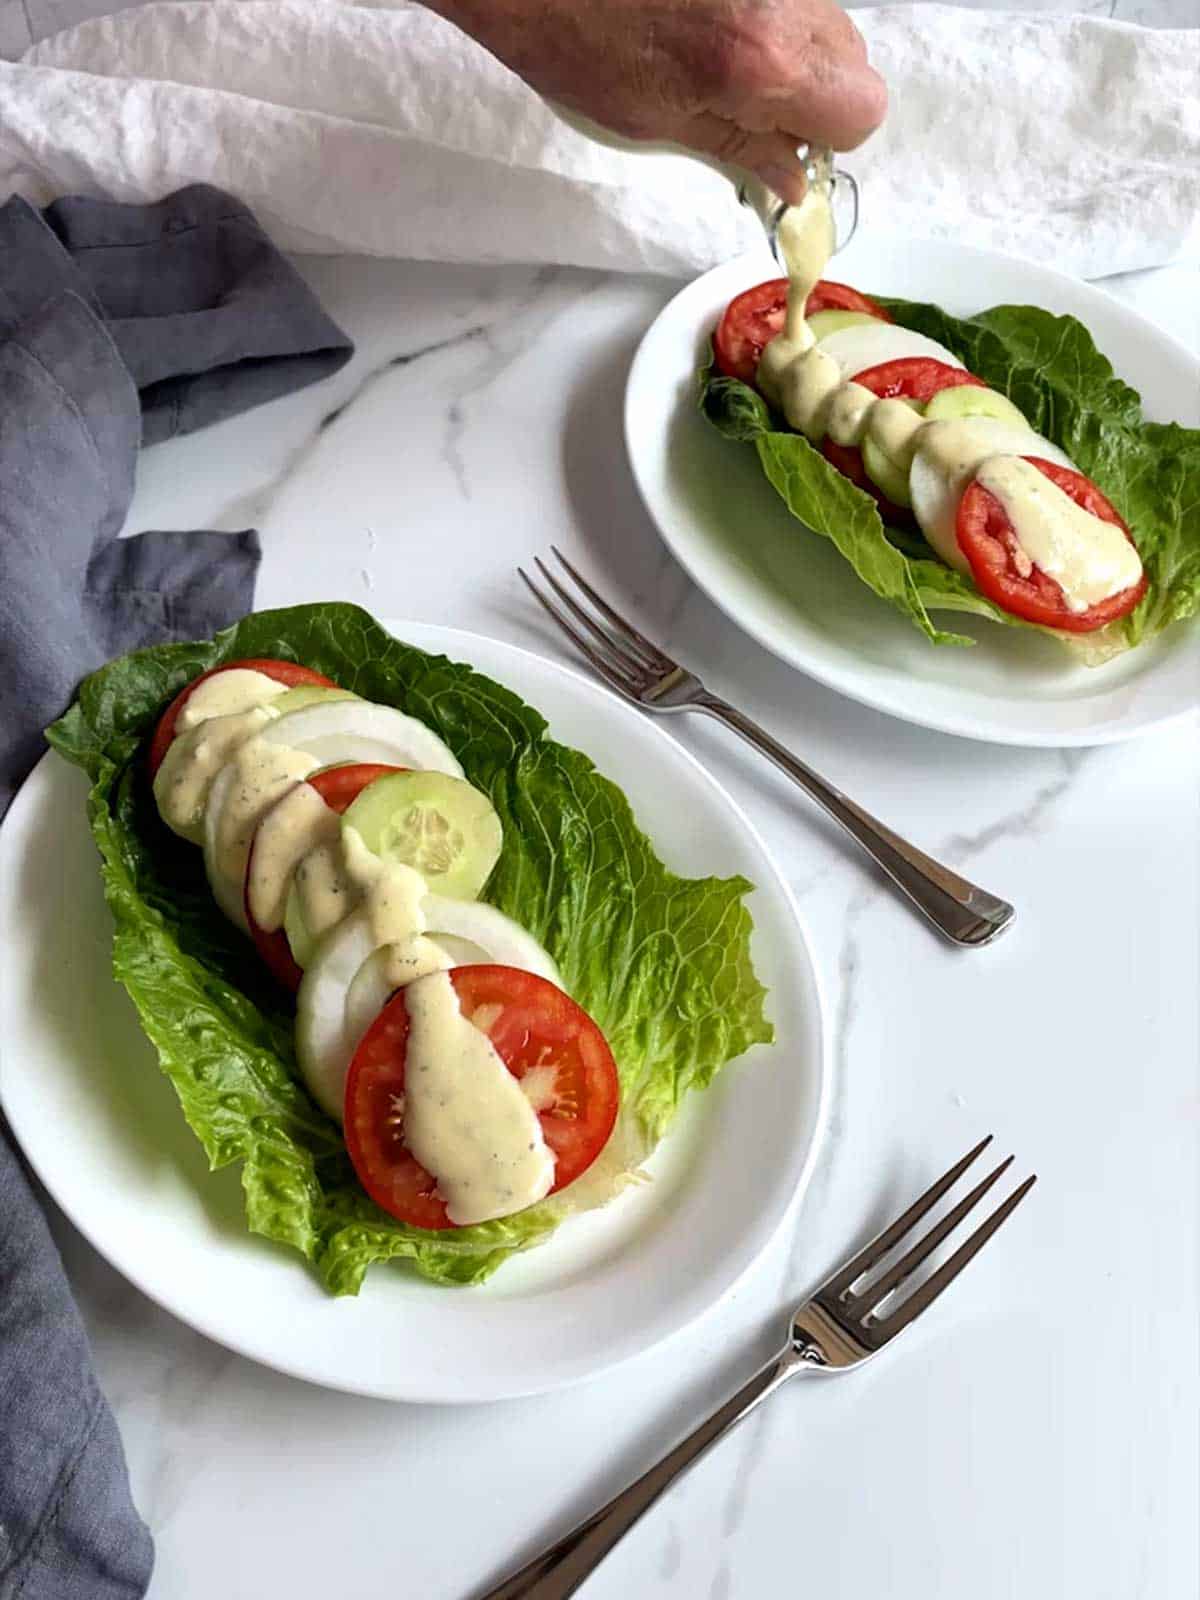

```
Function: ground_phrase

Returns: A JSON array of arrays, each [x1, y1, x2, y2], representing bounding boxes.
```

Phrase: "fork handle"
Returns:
[[474, 1347, 805, 1600], [698, 695, 1013, 948]]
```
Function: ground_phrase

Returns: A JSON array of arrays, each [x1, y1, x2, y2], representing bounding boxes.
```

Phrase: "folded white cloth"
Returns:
[[1, 1, 1196, 278]]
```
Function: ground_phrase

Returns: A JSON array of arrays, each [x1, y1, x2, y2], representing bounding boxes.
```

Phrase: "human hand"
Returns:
[[429, 0, 886, 204]]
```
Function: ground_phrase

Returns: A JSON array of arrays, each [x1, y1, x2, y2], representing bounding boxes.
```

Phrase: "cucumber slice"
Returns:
[[342, 772, 502, 901], [861, 437, 913, 509], [284, 880, 317, 968], [923, 386, 1028, 429], [270, 685, 359, 716], [283, 830, 358, 968], [807, 309, 878, 341]]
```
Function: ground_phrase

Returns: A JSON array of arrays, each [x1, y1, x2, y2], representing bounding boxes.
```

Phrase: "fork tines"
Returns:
[[518, 548, 671, 696], [817, 1137, 1036, 1350]]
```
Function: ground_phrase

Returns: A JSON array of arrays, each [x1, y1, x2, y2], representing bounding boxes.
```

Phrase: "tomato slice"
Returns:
[[344, 965, 620, 1231], [820, 358, 985, 524], [821, 437, 914, 526], [244, 762, 405, 991], [713, 278, 890, 385], [148, 658, 339, 777], [853, 358, 986, 405], [805, 280, 890, 321], [305, 763, 403, 814], [955, 457, 1146, 633], [714, 279, 789, 385]]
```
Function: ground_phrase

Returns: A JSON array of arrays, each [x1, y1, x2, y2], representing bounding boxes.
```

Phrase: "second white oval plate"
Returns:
[[0, 622, 826, 1404], [625, 236, 1199, 747]]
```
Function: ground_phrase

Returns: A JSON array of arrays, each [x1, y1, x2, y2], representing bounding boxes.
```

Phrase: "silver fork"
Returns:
[[478, 1138, 1036, 1600], [519, 549, 1014, 948]]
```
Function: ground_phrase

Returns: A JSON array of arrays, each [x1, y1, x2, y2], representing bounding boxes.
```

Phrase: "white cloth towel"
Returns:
[[1, 1, 1196, 278]]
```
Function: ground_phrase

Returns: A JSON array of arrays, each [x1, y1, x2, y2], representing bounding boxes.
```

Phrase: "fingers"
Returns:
[[757, 160, 809, 209], [767, 5, 887, 150], [710, 2, 887, 155], [778, 58, 888, 152], [680, 114, 811, 204]]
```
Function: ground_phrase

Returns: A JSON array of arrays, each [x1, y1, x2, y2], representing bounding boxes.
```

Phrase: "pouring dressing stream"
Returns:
[[744, 173, 1143, 611]]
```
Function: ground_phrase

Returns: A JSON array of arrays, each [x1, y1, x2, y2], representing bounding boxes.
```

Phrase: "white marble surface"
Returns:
[[21, 241, 1197, 1600], [3, 4, 1198, 1596]]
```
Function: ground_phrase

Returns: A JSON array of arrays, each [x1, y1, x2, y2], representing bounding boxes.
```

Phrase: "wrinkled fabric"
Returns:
[[0, 182, 353, 813], [0, 3, 1196, 278], [0, 1124, 154, 1600], [0, 182, 353, 1600], [41, 187, 355, 444]]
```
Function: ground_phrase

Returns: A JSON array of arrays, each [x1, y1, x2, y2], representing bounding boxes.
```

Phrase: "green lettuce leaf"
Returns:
[[698, 299, 1200, 654], [46, 604, 772, 1293]]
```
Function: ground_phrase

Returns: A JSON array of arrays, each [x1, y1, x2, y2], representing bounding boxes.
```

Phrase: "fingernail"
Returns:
[[759, 164, 807, 206]]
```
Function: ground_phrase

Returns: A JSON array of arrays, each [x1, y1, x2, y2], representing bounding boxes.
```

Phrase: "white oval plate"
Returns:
[[0, 622, 826, 1404], [625, 237, 1200, 747]]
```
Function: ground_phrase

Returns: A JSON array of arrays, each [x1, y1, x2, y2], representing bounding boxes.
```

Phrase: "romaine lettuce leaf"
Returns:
[[698, 298, 1200, 655], [46, 604, 772, 1293]]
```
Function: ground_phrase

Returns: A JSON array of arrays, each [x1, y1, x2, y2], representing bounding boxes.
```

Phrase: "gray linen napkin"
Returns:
[[0, 182, 354, 814], [0, 1128, 155, 1600], [0, 183, 353, 1599]]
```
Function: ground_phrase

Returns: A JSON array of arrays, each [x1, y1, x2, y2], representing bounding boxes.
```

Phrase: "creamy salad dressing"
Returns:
[[824, 381, 876, 447], [379, 920, 451, 992], [210, 741, 319, 899], [975, 456, 1141, 613], [343, 836, 450, 990], [313, 840, 554, 1221], [246, 781, 340, 931], [154, 706, 278, 842], [751, 206, 1143, 608], [753, 183, 928, 473], [869, 398, 924, 465], [918, 418, 1012, 484], [155, 678, 559, 1227], [755, 184, 835, 407], [175, 668, 289, 729], [776, 345, 842, 442], [293, 840, 354, 942], [286, 825, 449, 978], [402, 970, 555, 1226]]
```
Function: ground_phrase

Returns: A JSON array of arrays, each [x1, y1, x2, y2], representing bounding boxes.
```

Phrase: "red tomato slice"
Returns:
[[821, 437, 914, 526], [819, 359, 985, 524], [714, 279, 789, 385], [804, 280, 890, 320], [148, 658, 338, 777], [713, 278, 890, 385], [955, 458, 1146, 633], [853, 358, 986, 404], [305, 763, 402, 814], [344, 965, 620, 1231], [244, 762, 405, 991]]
